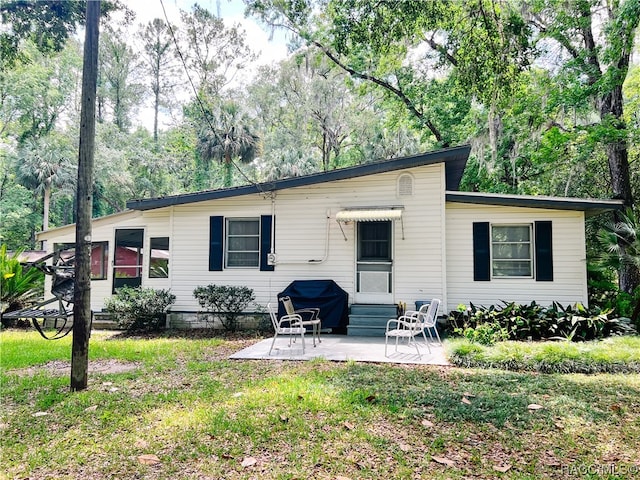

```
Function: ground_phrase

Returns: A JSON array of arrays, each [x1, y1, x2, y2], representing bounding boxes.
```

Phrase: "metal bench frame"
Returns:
[[2, 248, 78, 340]]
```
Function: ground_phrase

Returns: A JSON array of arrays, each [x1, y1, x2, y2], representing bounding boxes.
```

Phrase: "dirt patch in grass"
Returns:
[[10, 359, 140, 377]]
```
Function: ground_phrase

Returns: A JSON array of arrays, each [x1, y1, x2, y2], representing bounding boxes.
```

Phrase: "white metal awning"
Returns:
[[335, 209, 403, 222], [335, 208, 404, 240]]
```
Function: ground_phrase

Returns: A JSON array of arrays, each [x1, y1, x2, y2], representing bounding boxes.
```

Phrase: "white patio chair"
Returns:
[[280, 296, 322, 347], [267, 303, 306, 355], [384, 299, 441, 358], [403, 298, 442, 346], [385, 315, 430, 358]]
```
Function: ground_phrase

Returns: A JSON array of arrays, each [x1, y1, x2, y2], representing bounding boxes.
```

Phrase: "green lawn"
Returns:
[[448, 336, 640, 373], [1, 330, 640, 479]]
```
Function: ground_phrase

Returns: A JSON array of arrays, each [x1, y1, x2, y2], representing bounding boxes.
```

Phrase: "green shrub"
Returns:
[[448, 300, 636, 343], [105, 286, 176, 332], [456, 321, 510, 345], [193, 284, 255, 332]]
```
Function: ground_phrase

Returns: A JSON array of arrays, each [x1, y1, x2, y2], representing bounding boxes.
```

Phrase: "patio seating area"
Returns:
[[230, 334, 449, 365]]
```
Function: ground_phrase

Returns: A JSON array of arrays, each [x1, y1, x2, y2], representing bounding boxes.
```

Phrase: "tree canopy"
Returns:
[[0, 0, 638, 294]]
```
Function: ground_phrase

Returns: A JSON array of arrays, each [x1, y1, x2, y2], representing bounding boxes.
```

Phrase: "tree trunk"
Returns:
[[153, 88, 159, 142], [601, 85, 639, 295], [223, 151, 232, 187], [71, 0, 100, 392], [153, 55, 160, 142], [43, 183, 50, 231]]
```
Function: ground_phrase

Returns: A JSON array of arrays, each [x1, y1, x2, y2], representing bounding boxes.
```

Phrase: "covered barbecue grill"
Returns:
[[277, 280, 349, 332]]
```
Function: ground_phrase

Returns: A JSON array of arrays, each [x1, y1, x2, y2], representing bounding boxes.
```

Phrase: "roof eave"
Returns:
[[445, 192, 625, 217]]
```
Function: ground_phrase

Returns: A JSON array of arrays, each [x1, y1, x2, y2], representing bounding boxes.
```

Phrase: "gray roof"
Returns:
[[446, 191, 624, 217], [126, 145, 471, 211]]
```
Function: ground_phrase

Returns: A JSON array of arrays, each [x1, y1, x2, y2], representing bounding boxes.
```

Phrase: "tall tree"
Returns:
[[15, 134, 76, 231], [179, 4, 256, 94], [0, 40, 82, 144], [97, 26, 143, 132], [138, 18, 180, 142], [0, 0, 117, 69], [527, 0, 640, 293], [189, 94, 260, 187], [249, 50, 425, 176], [0, 0, 87, 69], [246, 0, 525, 147]]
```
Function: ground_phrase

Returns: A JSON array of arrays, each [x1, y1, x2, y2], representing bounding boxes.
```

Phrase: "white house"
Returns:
[[36, 145, 623, 333]]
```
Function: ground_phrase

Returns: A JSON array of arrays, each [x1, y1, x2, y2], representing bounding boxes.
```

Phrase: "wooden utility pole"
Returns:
[[71, 0, 100, 391]]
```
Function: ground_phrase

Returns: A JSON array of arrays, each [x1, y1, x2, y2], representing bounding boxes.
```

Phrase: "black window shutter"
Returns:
[[209, 216, 223, 271], [535, 221, 553, 281], [473, 222, 490, 281], [260, 215, 275, 272]]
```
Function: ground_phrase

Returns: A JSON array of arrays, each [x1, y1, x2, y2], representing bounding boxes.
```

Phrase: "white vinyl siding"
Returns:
[[36, 162, 446, 315], [133, 164, 447, 312], [446, 203, 588, 312]]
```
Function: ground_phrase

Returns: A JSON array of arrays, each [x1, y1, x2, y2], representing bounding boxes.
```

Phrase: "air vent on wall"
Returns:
[[398, 174, 414, 197]]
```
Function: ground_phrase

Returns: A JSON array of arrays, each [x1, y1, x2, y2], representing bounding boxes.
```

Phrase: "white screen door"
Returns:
[[355, 220, 393, 303]]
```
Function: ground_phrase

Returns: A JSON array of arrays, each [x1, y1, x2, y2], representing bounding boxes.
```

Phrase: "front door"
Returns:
[[355, 220, 393, 303], [112, 228, 144, 292]]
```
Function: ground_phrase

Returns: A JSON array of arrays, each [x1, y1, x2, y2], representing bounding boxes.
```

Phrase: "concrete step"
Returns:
[[349, 304, 398, 316], [92, 319, 122, 330], [346, 325, 386, 337], [92, 312, 123, 330], [348, 314, 393, 328], [348, 304, 398, 337]]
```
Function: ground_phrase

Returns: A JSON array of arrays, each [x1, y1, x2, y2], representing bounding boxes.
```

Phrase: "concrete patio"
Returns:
[[229, 334, 450, 365]]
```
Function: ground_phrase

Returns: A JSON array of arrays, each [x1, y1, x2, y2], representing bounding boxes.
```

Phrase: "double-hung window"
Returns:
[[473, 221, 553, 281], [491, 225, 532, 277], [209, 215, 275, 271], [225, 218, 260, 268]]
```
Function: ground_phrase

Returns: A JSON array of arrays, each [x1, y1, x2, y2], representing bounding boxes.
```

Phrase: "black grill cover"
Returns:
[[278, 280, 349, 330]]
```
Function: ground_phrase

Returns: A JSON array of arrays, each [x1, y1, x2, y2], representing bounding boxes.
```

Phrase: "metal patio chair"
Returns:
[[267, 303, 306, 355], [384, 299, 441, 358], [279, 295, 322, 347], [403, 298, 442, 346]]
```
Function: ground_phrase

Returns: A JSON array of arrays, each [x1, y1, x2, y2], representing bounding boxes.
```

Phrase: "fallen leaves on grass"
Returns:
[[134, 439, 149, 449], [137, 454, 161, 465], [84, 405, 98, 412], [493, 464, 512, 472], [432, 456, 455, 466], [527, 403, 544, 410], [241, 457, 257, 468], [421, 419, 434, 428], [461, 397, 472, 405], [32, 412, 49, 417]]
